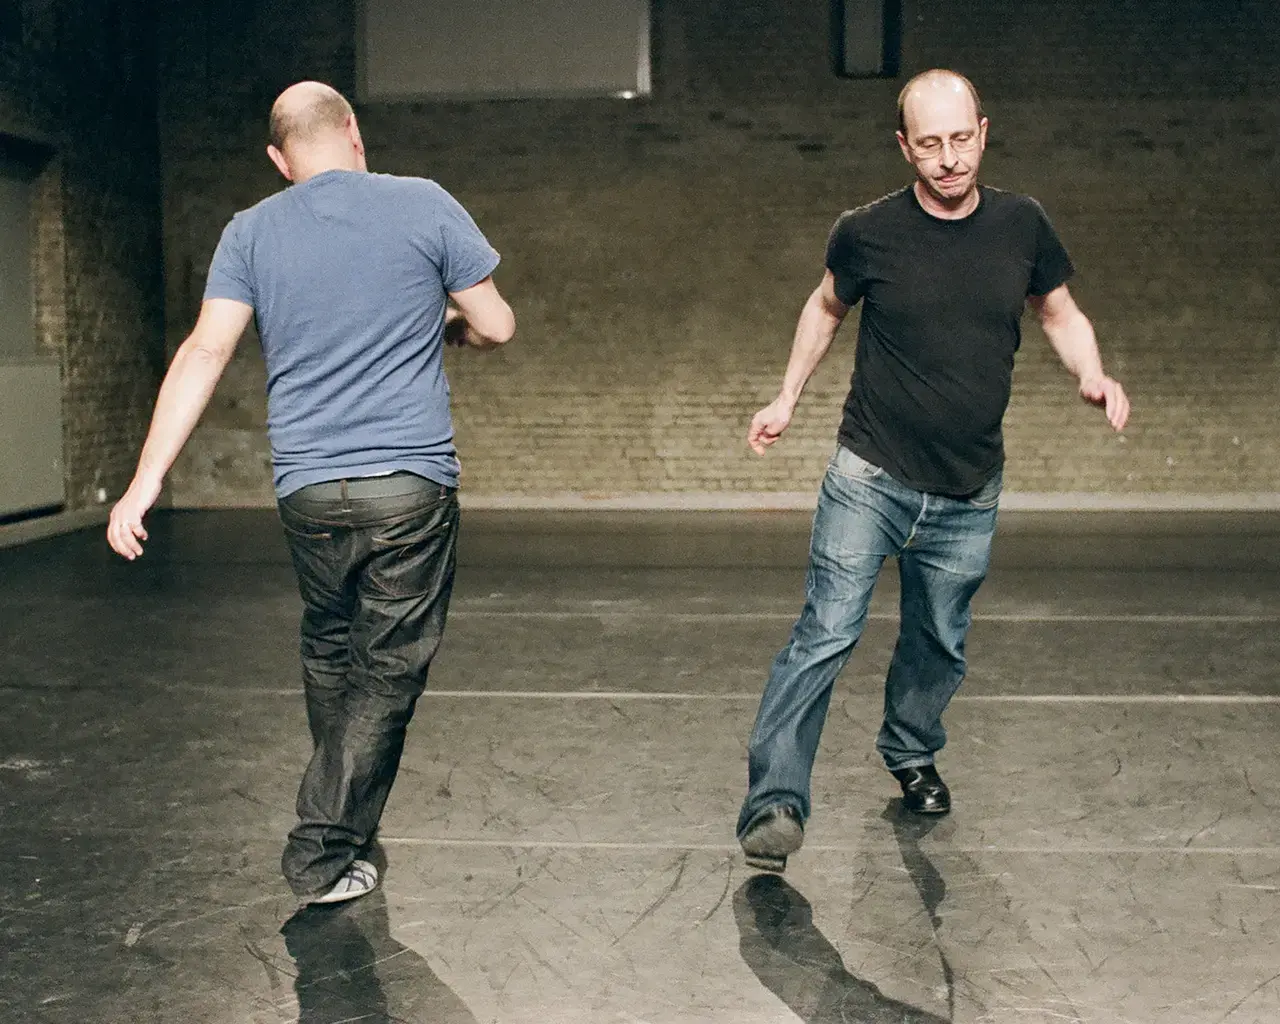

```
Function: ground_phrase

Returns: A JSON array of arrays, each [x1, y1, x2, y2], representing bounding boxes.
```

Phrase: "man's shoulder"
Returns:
[[981, 185, 1052, 221], [364, 171, 436, 188], [366, 172, 451, 201], [224, 182, 305, 237], [225, 187, 285, 230], [835, 187, 913, 233], [249, 172, 444, 208], [228, 173, 450, 234]]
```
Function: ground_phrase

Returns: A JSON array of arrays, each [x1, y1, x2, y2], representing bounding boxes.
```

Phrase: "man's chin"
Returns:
[[928, 177, 976, 203]]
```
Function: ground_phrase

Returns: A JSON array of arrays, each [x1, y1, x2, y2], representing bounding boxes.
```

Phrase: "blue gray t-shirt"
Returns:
[[204, 170, 499, 496]]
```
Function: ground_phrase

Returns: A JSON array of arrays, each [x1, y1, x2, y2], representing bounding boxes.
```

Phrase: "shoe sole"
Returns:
[[744, 851, 789, 872], [902, 797, 951, 815], [741, 813, 804, 874]]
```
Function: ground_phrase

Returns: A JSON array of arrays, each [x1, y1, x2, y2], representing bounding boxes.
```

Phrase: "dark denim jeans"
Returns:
[[277, 473, 459, 898], [738, 445, 1000, 837]]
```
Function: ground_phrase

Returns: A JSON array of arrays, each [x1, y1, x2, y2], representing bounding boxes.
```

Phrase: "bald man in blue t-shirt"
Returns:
[[109, 81, 515, 905]]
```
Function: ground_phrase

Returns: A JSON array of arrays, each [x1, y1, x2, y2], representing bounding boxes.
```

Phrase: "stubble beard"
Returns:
[[919, 164, 978, 210]]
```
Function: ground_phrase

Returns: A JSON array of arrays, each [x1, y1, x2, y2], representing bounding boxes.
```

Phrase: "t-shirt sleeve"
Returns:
[[204, 216, 255, 307], [1027, 200, 1074, 296], [824, 212, 865, 306], [427, 182, 501, 293]]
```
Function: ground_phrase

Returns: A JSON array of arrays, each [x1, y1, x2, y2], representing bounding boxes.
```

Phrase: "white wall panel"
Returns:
[[359, 0, 650, 100]]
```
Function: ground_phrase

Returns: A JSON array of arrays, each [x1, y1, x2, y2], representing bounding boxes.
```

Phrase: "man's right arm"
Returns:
[[748, 270, 850, 455], [446, 276, 515, 350]]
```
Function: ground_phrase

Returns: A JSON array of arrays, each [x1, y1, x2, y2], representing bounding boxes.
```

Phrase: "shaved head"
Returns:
[[269, 81, 354, 153], [897, 70, 983, 138]]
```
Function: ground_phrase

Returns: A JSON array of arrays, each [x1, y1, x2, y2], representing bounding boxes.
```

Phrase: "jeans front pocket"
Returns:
[[827, 444, 885, 482], [964, 470, 1003, 511]]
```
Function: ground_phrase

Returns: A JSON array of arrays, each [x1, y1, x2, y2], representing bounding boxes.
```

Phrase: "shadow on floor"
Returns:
[[884, 799, 956, 1021], [281, 885, 478, 1024], [734, 871, 948, 1023]]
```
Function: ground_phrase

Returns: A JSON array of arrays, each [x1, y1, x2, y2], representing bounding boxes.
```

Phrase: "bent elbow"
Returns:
[[814, 284, 848, 324], [485, 308, 516, 346]]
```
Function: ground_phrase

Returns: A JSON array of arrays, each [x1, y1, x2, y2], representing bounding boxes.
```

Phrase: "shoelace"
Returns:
[[339, 865, 376, 890]]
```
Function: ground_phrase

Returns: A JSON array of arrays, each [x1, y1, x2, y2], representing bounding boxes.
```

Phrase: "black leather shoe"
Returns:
[[890, 764, 951, 814], [739, 804, 804, 872]]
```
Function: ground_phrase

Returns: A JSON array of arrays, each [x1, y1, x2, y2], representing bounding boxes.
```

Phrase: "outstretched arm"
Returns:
[[107, 298, 253, 559], [748, 271, 850, 455], [1028, 283, 1130, 432]]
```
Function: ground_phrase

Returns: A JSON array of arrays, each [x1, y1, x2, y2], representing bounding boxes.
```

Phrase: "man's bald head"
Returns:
[[269, 82, 354, 154], [897, 70, 983, 139]]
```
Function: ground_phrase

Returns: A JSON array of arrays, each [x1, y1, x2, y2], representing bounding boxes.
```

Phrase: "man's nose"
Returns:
[[939, 142, 960, 168]]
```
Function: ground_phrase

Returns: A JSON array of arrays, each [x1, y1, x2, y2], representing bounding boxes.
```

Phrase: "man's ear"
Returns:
[[347, 114, 366, 158], [267, 144, 293, 181]]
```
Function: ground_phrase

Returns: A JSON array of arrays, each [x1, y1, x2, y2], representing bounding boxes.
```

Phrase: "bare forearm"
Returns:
[[134, 341, 230, 486], [445, 280, 515, 350], [1044, 308, 1105, 382], [460, 323, 505, 349], [445, 309, 513, 350], [778, 290, 844, 406]]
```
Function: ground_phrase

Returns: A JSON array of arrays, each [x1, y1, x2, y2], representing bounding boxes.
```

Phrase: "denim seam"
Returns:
[[827, 466, 883, 484], [370, 520, 451, 550], [367, 497, 456, 536], [281, 508, 351, 530], [902, 493, 928, 548]]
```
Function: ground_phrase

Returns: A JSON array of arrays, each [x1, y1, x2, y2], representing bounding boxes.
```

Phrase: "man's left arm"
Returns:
[[1028, 284, 1130, 432], [107, 298, 253, 560]]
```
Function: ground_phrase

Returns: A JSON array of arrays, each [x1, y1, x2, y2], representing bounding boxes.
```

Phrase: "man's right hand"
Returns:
[[748, 396, 796, 455], [443, 306, 468, 347], [107, 474, 162, 560]]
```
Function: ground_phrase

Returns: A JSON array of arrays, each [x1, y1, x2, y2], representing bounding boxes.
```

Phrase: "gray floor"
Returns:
[[2, 510, 1279, 1024]]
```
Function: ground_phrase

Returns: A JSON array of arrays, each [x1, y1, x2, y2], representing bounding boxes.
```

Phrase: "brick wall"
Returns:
[[158, 0, 1280, 506], [0, 0, 165, 512]]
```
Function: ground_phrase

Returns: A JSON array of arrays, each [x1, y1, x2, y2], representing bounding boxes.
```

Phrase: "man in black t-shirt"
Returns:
[[737, 69, 1130, 873]]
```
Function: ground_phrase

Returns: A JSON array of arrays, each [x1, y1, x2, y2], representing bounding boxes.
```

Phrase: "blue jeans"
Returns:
[[737, 445, 1000, 837], [277, 473, 459, 898]]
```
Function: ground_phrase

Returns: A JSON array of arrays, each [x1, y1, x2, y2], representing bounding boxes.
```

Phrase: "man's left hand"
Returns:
[[1079, 375, 1130, 431]]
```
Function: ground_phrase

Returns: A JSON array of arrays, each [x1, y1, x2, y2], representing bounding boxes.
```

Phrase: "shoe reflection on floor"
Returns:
[[281, 885, 479, 1024]]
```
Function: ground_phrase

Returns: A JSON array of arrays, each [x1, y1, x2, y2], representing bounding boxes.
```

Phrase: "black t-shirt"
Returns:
[[826, 185, 1073, 497]]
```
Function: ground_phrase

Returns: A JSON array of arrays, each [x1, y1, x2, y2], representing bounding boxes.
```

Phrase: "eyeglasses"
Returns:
[[908, 131, 981, 159]]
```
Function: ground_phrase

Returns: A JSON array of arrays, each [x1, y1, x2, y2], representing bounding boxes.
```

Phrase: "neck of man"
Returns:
[[913, 179, 980, 221], [289, 145, 366, 184]]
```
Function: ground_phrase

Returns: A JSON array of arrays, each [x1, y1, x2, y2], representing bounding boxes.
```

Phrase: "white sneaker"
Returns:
[[307, 860, 379, 905]]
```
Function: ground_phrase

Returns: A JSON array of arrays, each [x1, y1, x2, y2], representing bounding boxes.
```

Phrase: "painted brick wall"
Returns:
[[0, 0, 165, 512], [158, 0, 1280, 506]]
